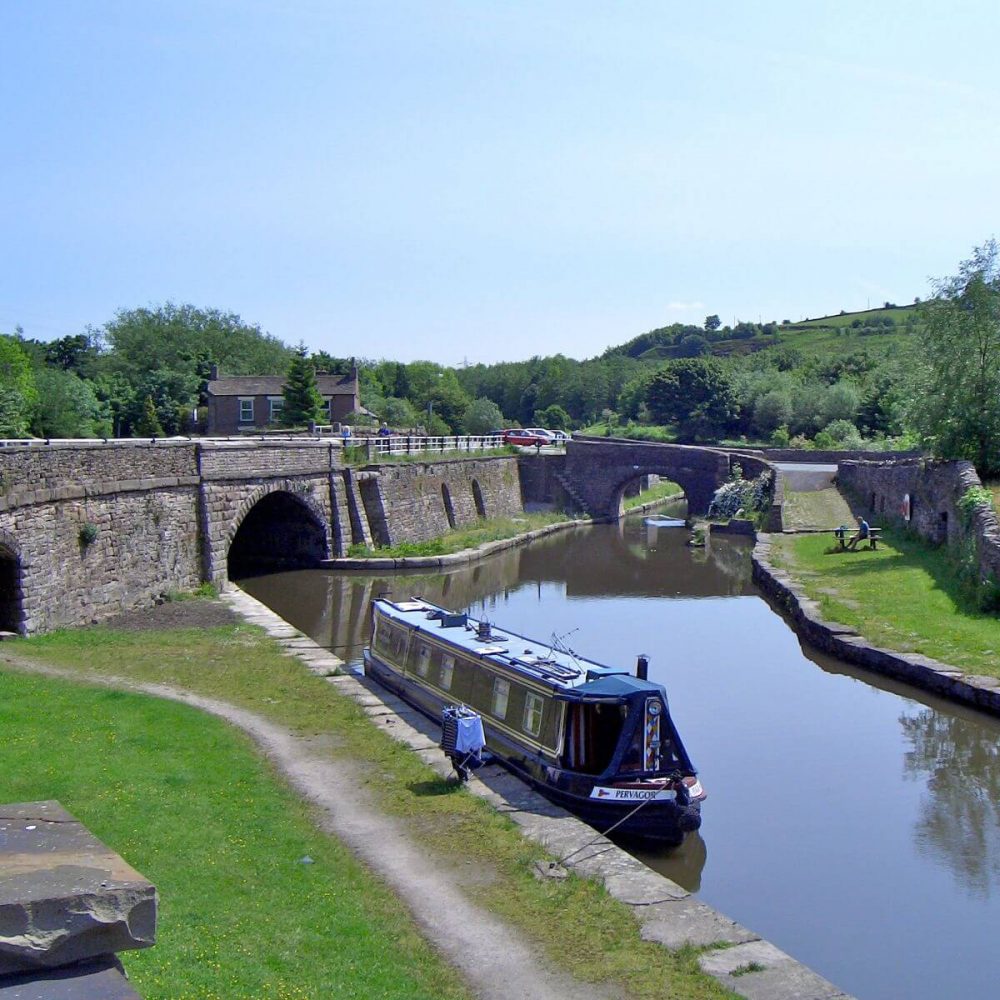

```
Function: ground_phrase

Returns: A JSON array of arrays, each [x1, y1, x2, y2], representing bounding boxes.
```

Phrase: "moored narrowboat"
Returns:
[[363, 597, 705, 845]]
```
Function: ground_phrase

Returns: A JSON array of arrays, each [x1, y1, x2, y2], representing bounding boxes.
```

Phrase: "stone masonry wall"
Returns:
[[0, 442, 198, 497], [360, 458, 523, 545], [838, 457, 1000, 584], [2, 487, 202, 634]]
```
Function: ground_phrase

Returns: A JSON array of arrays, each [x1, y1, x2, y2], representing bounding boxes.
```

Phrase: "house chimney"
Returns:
[[350, 357, 358, 382], [209, 363, 219, 380]]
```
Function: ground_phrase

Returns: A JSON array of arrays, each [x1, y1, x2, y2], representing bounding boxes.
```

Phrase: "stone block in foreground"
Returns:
[[0, 802, 156, 975], [0, 956, 141, 999]]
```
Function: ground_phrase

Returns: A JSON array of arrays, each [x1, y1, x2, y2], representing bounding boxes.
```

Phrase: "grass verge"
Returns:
[[0, 669, 470, 1000], [346, 511, 574, 558], [772, 529, 1000, 677], [9, 617, 736, 1000], [623, 480, 683, 511]]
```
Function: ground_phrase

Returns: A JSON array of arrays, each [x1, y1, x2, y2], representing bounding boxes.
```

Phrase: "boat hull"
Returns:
[[364, 647, 700, 845]]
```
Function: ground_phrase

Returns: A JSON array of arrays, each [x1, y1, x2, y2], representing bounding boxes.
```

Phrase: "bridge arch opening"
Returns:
[[609, 474, 687, 519], [228, 491, 329, 580], [0, 545, 23, 634]]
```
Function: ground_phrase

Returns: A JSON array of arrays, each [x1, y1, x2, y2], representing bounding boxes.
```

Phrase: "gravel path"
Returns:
[[0, 650, 621, 1000]]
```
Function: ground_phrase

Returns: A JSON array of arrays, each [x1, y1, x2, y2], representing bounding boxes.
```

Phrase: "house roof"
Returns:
[[207, 375, 358, 397]]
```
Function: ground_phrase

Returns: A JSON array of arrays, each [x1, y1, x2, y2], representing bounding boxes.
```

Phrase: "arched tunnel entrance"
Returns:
[[228, 492, 329, 580], [612, 474, 688, 519], [0, 545, 23, 634]]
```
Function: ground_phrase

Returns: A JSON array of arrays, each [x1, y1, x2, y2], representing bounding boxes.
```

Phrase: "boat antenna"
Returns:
[[548, 628, 583, 675]]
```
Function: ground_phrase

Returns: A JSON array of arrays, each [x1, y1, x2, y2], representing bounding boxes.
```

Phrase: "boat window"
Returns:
[[440, 654, 455, 690], [523, 692, 544, 737], [415, 643, 431, 677], [392, 628, 407, 658], [491, 677, 510, 719]]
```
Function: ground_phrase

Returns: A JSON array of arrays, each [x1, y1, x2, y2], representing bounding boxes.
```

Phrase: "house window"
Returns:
[[440, 654, 455, 690], [491, 677, 510, 719], [239, 398, 254, 423], [320, 397, 331, 419], [268, 397, 284, 423], [523, 693, 544, 737]]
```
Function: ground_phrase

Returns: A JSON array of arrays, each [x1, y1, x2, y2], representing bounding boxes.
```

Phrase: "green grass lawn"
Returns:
[[623, 479, 682, 511], [346, 511, 573, 558], [773, 529, 1000, 676], [0, 669, 469, 1000], [9, 622, 736, 1000]]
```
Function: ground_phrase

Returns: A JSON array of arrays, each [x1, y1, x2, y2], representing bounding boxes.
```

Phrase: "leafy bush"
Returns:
[[707, 469, 774, 520], [957, 485, 995, 524]]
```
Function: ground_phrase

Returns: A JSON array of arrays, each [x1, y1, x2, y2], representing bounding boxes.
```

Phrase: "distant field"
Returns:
[[785, 304, 918, 329]]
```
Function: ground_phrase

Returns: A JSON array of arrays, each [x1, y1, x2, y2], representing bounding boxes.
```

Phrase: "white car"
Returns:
[[523, 428, 557, 447], [549, 430, 570, 445]]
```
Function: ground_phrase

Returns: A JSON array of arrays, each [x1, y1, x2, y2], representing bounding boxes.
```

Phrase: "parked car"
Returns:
[[549, 430, 570, 445], [523, 427, 558, 447], [503, 428, 549, 447]]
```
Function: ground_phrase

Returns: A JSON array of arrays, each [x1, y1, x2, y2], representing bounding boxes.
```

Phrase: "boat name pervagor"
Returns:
[[590, 786, 677, 801]]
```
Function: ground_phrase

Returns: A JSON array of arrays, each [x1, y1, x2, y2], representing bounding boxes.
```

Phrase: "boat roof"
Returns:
[[373, 596, 664, 698]]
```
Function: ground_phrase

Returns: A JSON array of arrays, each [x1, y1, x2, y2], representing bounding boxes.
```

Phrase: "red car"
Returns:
[[502, 428, 548, 447]]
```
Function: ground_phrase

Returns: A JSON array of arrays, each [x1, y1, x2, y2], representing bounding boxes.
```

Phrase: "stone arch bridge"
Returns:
[[0, 440, 523, 636], [556, 437, 767, 520]]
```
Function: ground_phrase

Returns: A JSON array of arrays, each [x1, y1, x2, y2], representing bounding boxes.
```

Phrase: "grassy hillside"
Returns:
[[770, 304, 920, 358]]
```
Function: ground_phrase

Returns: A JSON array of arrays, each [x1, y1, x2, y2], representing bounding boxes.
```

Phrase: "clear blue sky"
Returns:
[[3, 2, 998, 365]]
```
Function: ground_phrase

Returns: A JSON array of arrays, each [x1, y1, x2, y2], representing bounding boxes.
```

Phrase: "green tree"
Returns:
[[463, 397, 505, 435], [753, 390, 793, 437], [380, 397, 417, 429], [705, 314, 721, 332], [135, 395, 165, 436], [907, 241, 1000, 473], [0, 335, 37, 436], [534, 404, 571, 430], [281, 345, 324, 427], [646, 359, 737, 442], [30, 368, 111, 438]]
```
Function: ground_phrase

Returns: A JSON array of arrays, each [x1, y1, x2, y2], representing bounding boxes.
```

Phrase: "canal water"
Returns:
[[240, 512, 1000, 1000]]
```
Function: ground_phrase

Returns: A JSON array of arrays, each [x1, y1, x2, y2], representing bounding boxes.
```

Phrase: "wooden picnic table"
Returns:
[[832, 525, 881, 550]]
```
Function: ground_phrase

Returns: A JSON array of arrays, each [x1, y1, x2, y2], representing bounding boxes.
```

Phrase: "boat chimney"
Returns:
[[477, 620, 492, 641], [636, 655, 649, 681]]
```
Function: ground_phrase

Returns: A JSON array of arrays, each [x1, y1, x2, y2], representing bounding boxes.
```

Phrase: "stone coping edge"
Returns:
[[752, 533, 1000, 715], [321, 517, 592, 569], [221, 585, 855, 1000]]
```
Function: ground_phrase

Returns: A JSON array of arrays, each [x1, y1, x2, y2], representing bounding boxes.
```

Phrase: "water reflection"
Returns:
[[901, 707, 1000, 899]]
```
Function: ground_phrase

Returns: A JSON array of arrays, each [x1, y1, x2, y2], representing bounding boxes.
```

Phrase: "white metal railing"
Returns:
[[0, 433, 509, 455], [346, 434, 506, 458]]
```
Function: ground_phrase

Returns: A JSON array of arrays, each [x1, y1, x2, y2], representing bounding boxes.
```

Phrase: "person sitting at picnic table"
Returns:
[[845, 515, 870, 550]]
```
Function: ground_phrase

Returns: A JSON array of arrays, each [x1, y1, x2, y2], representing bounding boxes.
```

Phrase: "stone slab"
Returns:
[[700, 940, 848, 1000], [639, 897, 758, 949], [0, 803, 156, 975], [0, 956, 141, 999]]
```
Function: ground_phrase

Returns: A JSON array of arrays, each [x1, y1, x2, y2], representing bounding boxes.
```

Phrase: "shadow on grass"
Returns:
[[816, 529, 986, 617], [408, 778, 465, 797]]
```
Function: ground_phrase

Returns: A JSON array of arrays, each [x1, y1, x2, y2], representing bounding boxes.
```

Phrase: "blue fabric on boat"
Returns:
[[456, 714, 486, 753]]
